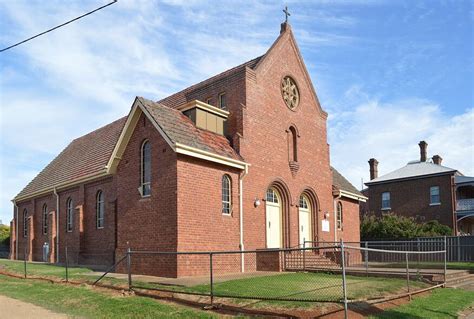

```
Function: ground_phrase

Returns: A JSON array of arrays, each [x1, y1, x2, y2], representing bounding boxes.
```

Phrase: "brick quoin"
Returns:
[[10, 23, 364, 277]]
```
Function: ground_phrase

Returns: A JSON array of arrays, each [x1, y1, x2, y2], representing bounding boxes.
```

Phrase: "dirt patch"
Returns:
[[0, 294, 68, 319]]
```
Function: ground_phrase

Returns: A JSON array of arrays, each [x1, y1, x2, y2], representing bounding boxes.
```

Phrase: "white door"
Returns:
[[299, 195, 311, 247], [266, 188, 282, 248]]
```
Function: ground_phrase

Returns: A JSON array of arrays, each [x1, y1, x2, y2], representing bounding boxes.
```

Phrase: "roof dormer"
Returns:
[[177, 100, 229, 135]]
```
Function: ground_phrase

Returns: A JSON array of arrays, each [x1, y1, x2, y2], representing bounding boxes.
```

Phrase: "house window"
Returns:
[[222, 175, 231, 215], [141, 140, 151, 197], [266, 188, 279, 203], [337, 202, 343, 230], [66, 198, 73, 232], [299, 195, 308, 209], [42, 204, 48, 235], [96, 191, 104, 229], [23, 209, 28, 238], [218, 92, 226, 110], [430, 186, 440, 204], [381, 192, 391, 210], [206, 97, 212, 105]]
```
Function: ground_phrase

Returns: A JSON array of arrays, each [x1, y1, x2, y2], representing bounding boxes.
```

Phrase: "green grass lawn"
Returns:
[[368, 288, 474, 319], [0, 274, 218, 318], [0, 259, 429, 309]]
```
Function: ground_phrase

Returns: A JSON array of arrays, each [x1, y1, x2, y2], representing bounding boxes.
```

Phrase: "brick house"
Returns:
[[362, 141, 474, 235], [10, 22, 366, 277]]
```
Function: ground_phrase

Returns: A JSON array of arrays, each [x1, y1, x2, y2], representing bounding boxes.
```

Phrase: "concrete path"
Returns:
[[85, 270, 281, 287], [0, 295, 68, 319]]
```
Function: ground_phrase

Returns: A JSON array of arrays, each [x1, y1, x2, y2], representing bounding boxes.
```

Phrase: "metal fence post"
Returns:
[[209, 252, 214, 306], [444, 236, 447, 286], [65, 244, 69, 283], [126, 247, 132, 291], [364, 241, 368, 277], [340, 239, 348, 319], [23, 245, 27, 279], [405, 252, 410, 296], [303, 240, 306, 271]]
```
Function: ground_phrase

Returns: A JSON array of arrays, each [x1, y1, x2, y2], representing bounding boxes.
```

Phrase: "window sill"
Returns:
[[429, 202, 441, 206], [96, 227, 104, 230], [381, 207, 391, 211], [139, 195, 151, 200]]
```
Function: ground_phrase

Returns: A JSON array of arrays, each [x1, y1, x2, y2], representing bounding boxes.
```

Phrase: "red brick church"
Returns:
[[10, 22, 366, 276]]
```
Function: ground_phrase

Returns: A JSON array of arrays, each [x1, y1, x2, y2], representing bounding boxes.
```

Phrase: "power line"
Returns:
[[0, 0, 118, 53]]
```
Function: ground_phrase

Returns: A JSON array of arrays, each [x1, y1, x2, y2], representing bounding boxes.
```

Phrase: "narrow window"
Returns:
[[218, 92, 226, 110], [206, 97, 212, 105], [337, 202, 343, 230], [96, 191, 104, 229], [141, 140, 151, 197], [430, 186, 440, 204], [299, 195, 308, 209], [289, 126, 298, 162], [222, 175, 231, 215], [42, 204, 48, 235], [66, 198, 73, 232], [23, 209, 28, 238], [381, 192, 391, 210]]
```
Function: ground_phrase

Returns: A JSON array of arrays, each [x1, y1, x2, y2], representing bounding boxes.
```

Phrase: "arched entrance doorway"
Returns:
[[298, 195, 311, 247], [266, 187, 282, 248]]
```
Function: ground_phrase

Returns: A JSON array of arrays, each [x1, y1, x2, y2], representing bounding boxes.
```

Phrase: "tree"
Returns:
[[361, 213, 451, 240], [0, 224, 10, 246]]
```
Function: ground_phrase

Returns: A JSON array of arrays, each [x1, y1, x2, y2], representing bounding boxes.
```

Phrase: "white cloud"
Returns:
[[328, 89, 474, 189]]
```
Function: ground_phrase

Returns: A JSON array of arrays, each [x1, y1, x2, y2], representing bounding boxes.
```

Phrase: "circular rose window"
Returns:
[[281, 76, 299, 110]]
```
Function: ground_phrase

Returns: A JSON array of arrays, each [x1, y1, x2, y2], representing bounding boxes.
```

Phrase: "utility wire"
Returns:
[[0, 0, 118, 53]]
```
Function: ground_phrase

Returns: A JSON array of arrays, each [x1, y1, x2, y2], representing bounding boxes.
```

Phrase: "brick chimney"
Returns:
[[432, 155, 443, 165], [368, 158, 379, 180], [418, 141, 428, 162]]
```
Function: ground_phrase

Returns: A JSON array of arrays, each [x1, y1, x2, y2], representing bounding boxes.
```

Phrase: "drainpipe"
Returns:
[[12, 200, 18, 259], [53, 188, 60, 263], [239, 164, 249, 272], [334, 192, 341, 243]]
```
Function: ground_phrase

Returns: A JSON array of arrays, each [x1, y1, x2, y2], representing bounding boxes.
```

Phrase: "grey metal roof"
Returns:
[[365, 161, 457, 185], [455, 175, 474, 185]]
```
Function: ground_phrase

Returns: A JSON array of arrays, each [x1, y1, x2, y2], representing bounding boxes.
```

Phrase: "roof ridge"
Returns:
[[158, 55, 263, 107]]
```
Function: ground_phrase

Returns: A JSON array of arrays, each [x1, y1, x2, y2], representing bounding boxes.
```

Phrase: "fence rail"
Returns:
[[91, 241, 448, 319]]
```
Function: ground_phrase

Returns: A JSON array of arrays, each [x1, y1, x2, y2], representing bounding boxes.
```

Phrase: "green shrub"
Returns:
[[361, 213, 451, 240], [0, 224, 10, 246]]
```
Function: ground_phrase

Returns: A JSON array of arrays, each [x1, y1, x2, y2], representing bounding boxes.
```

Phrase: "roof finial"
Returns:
[[283, 6, 291, 23]]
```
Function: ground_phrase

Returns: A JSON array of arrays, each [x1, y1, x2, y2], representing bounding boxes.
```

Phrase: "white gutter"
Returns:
[[239, 164, 249, 272], [53, 188, 59, 263], [333, 193, 341, 242], [12, 200, 18, 259]]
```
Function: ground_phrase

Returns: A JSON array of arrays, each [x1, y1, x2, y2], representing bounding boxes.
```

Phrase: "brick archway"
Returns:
[[299, 188, 320, 243], [266, 179, 292, 248]]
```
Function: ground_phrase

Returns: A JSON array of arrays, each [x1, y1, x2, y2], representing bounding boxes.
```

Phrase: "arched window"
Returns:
[[96, 191, 104, 229], [222, 175, 231, 215], [299, 195, 309, 209], [141, 140, 151, 197], [289, 126, 298, 162], [42, 204, 48, 235], [337, 201, 343, 230], [23, 209, 28, 238], [266, 188, 279, 203], [66, 198, 73, 232]]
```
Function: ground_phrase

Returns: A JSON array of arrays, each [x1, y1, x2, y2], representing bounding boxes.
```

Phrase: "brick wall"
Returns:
[[336, 198, 361, 243], [241, 27, 336, 251], [115, 112, 178, 276], [367, 174, 455, 230]]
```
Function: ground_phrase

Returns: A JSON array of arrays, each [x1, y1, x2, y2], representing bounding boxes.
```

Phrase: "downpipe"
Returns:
[[239, 164, 249, 273], [53, 188, 59, 263], [12, 200, 18, 259]]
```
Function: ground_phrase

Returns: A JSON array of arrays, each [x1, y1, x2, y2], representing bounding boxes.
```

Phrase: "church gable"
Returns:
[[253, 23, 327, 118]]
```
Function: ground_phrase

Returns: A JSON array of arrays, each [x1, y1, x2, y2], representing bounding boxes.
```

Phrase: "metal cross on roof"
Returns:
[[283, 6, 291, 23]]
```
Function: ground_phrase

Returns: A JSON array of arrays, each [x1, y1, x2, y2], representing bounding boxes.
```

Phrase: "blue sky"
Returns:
[[0, 0, 473, 224]]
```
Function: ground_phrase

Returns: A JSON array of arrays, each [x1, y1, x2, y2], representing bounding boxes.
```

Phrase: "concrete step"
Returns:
[[446, 274, 474, 285]]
